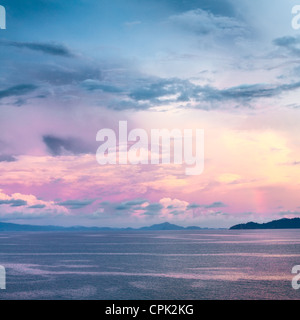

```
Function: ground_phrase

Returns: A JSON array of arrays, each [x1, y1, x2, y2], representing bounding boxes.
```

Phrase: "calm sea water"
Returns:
[[0, 229, 299, 300]]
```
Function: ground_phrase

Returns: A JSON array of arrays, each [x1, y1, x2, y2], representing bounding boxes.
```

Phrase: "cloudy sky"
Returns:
[[0, 0, 300, 228]]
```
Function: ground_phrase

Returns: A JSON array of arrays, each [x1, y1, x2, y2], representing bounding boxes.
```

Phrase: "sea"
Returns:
[[0, 229, 299, 300]]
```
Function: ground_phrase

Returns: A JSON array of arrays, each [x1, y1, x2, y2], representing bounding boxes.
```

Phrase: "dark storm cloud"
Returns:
[[97, 200, 164, 217], [0, 40, 75, 57], [169, 210, 185, 215], [126, 77, 300, 109], [122, 199, 148, 206], [273, 36, 300, 56], [143, 203, 164, 216], [198, 82, 300, 102], [0, 199, 27, 207], [145, 203, 164, 211], [186, 202, 227, 210], [187, 203, 202, 209], [57, 199, 94, 209], [0, 155, 17, 162], [205, 202, 227, 208], [198, 81, 300, 103], [28, 204, 46, 209], [129, 79, 178, 100], [0, 84, 38, 100], [128, 78, 199, 102], [81, 79, 122, 93], [43, 135, 93, 156], [115, 205, 128, 211], [115, 199, 148, 211]]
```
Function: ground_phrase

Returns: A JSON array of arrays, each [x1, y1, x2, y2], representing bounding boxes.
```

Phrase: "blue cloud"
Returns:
[[205, 202, 227, 209], [0, 84, 38, 100], [273, 36, 300, 56], [0, 199, 27, 207], [0, 155, 17, 162], [43, 135, 93, 156], [0, 40, 75, 57], [28, 204, 46, 209], [57, 199, 94, 210]]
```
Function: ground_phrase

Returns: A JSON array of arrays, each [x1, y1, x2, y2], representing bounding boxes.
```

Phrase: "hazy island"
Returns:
[[230, 218, 300, 230], [0, 221, 213, 232], [1, 218, 299, 232]]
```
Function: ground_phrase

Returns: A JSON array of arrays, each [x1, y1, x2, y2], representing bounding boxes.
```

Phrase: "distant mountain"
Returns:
[[140, 222, 202, 231], [0, 222, 63, 232], [140, 222, 184, 231], [0, 222, 114, 232], [0, 221, 203, 232], [230, 218, 300, 230]]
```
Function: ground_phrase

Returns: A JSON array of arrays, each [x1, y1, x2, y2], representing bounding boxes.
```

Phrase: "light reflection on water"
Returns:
[[0, 229, 299, 300]]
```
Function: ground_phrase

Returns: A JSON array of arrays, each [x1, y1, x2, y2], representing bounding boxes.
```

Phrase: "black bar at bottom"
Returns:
[[0, 300, 296, 319]]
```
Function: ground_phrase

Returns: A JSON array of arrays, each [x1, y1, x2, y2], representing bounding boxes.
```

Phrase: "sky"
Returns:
[[0, 0, 300, 228]]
